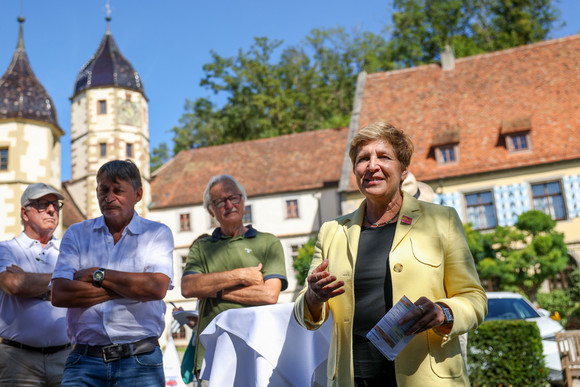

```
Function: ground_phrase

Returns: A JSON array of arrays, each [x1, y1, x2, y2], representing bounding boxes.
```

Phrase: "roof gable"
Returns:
[[342, 35, 580, 192], [151, 127, 348, 209]]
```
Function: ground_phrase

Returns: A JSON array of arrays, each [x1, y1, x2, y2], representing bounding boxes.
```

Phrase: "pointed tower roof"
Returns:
[[0, 16, 61, 128], [73, 16, 145, 98]]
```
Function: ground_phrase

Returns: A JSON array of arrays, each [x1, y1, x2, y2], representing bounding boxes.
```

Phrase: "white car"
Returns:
[[485, 291, 564, 385]]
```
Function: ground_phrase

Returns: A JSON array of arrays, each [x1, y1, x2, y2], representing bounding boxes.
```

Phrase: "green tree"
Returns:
[[390, 0, 561, 66], [293, 235, 317, 286], [150, 142, 170, 172], [467, 210, 568, 302], [167, 29, 392, 152]]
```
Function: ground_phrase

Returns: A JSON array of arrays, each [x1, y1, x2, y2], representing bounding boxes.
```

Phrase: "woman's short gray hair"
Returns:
[[349, 122, 414, 170], [202, 174, 247, 211]]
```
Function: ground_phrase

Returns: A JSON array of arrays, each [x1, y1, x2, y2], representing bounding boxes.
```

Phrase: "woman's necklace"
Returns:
[[364, 209, 400, 227]]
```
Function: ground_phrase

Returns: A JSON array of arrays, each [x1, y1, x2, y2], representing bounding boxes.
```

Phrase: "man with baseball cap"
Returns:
[[0, 182, 70, 386]]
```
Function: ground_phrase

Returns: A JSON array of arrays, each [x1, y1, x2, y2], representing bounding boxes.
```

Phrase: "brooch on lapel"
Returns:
[[401, 215, 412, 225]]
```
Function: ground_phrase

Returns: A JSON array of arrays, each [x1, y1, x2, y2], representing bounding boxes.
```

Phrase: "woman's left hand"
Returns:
[[398, 296, 447, 335]]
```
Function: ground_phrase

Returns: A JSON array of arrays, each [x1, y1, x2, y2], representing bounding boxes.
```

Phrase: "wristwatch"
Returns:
[[93, 268, 106, 287], [437, 303, 454, 325]]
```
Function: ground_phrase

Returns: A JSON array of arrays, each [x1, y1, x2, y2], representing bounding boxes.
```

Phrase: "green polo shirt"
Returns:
[[183, 225, 288, 372]]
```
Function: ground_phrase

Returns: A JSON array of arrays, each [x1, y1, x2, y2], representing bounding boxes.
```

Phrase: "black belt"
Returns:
[[73, 337, 159, 363], [1, 338, 71, 354]]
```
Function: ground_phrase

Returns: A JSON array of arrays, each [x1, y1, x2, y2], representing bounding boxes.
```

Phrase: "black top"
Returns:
[[353, 223, 397, 379]]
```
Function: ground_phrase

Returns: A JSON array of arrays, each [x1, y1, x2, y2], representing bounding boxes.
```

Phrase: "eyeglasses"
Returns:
[[212, 194, 243, 208], [28, 200, 64, 212]]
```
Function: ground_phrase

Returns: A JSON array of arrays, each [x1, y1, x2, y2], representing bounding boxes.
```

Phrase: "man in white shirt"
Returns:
[[0, 183, 70, 386], [52, 160, 174, 386]]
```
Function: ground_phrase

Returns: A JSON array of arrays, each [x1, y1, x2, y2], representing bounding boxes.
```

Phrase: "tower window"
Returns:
[[0, 148, 8, 170], [126, 143, 133, 158], [98, 100, 107, 115], [99, 143, 107, 157]]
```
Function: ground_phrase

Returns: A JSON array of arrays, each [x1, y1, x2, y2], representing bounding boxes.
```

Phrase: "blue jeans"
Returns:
[[60, 346, 164, 387]]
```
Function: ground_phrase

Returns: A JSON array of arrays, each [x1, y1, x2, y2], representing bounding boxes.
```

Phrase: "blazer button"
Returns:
[[393, 263, 403, 273]]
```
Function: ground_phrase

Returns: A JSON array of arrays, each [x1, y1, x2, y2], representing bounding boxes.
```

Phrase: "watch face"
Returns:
[[118, 99, 141, 126], [94, 270, 105, 282]]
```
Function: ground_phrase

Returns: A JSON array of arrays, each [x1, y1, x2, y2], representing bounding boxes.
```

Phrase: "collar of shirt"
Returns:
[[16, 232, 59, 250], [92, 211, 144, 236], [211, 224, 257, 241]]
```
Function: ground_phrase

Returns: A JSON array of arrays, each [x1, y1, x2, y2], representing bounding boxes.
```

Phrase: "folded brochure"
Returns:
[[366, 295, 420, 360]]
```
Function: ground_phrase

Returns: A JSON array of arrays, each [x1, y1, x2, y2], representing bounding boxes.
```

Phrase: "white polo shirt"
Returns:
[[53, 212, 174, 345], [0, 233, 69, 347]]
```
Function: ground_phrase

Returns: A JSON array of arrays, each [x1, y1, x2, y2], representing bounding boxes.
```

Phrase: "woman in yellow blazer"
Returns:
[[294, 122, 487, 386]]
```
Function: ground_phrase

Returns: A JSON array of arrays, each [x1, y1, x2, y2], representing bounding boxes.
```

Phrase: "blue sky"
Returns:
[[1, 1, 578, 181]]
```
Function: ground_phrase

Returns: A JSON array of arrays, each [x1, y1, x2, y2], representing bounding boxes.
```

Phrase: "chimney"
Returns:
[[441, 45, 455, 71]]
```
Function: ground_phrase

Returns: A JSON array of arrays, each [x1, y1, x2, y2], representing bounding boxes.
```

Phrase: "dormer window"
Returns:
[[436, 145, 459, 165], [506, 132, 531, 152], [500, 116, 532, 153], [430, 125, 460, 166]]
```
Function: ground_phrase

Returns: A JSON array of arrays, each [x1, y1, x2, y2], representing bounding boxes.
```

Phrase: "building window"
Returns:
[[126, 143, 133, 158], [466, 191, 497, 230], [243, 205, 252, 223], [291, 244, 301, 261], [98, 100, 107, 114], [435, 145, 459, 165], [532, 181, 566, 220], [286, 199, 299, 218], [506, 132, 531, 152], [179, 213, 191, 231], [99, 143, 107, 157], [0, 148, 8, 171]]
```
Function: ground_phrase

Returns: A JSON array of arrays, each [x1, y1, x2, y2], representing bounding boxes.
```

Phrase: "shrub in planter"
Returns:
[[467, 320, 549, 387]]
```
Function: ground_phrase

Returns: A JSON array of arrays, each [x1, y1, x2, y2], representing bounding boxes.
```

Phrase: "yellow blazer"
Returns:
[[294, 192, 487, 386]]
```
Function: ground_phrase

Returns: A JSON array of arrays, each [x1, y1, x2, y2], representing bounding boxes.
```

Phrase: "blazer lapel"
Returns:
[[392, 191, 422, 252], [342, 202, 365, 266]]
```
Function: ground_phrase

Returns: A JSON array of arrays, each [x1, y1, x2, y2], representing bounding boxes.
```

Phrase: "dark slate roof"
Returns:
[[72, 18, 144, 98], [0, 17, 60, 128], [150, 127, 348, 209], [341, 35, 580, 192]]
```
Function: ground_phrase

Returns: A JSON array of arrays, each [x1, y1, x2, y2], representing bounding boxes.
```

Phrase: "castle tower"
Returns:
[[67, 16, 150, 220], [0, 17, 64, 240]]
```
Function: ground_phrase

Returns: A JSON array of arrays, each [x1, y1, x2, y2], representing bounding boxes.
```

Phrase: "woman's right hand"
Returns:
[[305, 259, 345, 318]]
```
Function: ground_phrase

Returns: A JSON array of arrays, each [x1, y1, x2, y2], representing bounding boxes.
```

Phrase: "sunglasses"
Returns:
[[28, 200, 64, 212]]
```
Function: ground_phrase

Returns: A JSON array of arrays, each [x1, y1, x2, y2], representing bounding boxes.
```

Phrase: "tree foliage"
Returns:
[[152, 0, 562, 169], [293, 235, 318, 286], [467, 210, 569, 302], [390, 0, 561, 65]]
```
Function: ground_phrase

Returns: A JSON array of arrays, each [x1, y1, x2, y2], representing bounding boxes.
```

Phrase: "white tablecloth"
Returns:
[[199, 303, 332, 387]]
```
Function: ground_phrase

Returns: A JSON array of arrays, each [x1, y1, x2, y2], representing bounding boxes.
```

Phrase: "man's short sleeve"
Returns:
[[260, 234, 288, 291], [183, 240, 205, 276], [0, 241, 16, 272], [52, 225, 81, 281]]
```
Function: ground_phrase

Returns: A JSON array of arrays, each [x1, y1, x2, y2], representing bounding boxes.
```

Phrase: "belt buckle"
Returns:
[[102, 344, 122, 363]]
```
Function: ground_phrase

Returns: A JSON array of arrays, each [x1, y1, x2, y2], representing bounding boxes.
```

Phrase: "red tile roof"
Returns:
[[344, 35, 580, 192], [151, 127, 348, 208]]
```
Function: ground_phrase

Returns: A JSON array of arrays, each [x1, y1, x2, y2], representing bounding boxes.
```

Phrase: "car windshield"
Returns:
[[486, 298, 541, 320]]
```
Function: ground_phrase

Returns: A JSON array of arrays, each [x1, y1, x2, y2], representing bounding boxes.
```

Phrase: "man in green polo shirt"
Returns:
[[181, 174, 288, 385]]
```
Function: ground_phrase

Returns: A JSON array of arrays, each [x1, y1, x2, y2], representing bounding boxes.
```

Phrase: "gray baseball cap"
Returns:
[[21, 183, 65, 206]]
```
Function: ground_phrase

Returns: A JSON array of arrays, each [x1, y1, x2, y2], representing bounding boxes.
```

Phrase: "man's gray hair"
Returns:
[[203, 174, 247, 211]]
